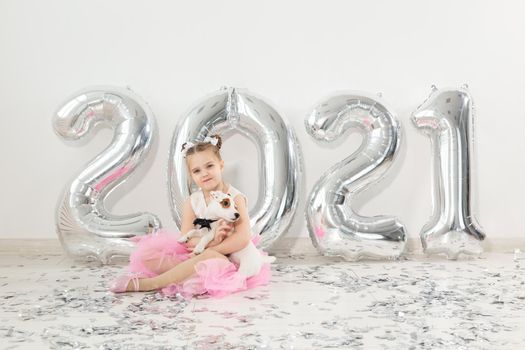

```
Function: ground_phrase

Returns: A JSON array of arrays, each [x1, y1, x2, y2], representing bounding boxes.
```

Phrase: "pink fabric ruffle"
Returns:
[[126, 229, 272, 298], [162, 258, 272, 299], [128, 229, 191, 277]]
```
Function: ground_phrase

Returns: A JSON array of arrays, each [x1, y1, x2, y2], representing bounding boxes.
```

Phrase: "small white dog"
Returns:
[[177, 191, 275, 277]]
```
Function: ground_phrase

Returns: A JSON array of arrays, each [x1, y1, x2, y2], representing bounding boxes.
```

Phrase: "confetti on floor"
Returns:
[[1, 251, 524, 349]]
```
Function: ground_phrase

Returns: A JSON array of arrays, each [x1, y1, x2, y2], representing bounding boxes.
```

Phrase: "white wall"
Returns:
[[1, 0, 524, 249]]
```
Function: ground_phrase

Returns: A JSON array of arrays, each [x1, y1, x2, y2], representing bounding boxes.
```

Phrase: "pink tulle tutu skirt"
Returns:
[[126, 229, 272, 299]]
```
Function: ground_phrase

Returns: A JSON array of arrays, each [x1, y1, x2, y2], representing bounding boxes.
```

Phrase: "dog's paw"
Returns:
[[193, 247, 204, 255], [177, 236, 188, 243], [263, 255, 276, 264]]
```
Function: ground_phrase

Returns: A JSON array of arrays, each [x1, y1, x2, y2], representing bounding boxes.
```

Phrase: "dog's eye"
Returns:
[[220, 199, 230, 208]]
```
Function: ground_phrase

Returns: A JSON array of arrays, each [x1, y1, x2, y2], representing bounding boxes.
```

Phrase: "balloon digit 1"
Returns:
[[53, 87, 161, 264], [412, 86, 485, 258], [305, 92, 406, 261], [168, 87, 301, 249]]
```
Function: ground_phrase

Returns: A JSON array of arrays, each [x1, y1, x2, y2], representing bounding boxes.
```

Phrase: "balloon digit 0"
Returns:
[[168, 87, 301, 249]]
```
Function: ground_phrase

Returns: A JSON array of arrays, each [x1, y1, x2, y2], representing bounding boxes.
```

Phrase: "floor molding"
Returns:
[[1, 237, 523, 255], [272, 237, 525, 255]]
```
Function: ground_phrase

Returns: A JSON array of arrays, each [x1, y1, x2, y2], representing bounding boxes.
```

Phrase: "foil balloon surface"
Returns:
[[412, 86, 485, 259], [168, 87, 301, 249], [305, 92, 406, 261], [53, 87, 161, 264]]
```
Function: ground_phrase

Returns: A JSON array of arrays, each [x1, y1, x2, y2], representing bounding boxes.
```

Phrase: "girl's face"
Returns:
[[187, 149, 224, 191]]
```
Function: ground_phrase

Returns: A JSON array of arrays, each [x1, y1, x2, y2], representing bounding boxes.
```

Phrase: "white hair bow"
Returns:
[[203, 136, 219, 146], [181, 141, 195, 157], [181, 136, 219, 157]]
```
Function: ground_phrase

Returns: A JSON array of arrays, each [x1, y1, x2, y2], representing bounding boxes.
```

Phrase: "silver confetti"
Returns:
[[1, 252, 524, 348]]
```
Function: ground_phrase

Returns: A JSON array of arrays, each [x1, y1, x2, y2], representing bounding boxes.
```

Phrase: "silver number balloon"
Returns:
[[305, 92, 406, 260], [412, 86, 485, 258], [168, 87, 301, 248], [53, 87, 161, 263]]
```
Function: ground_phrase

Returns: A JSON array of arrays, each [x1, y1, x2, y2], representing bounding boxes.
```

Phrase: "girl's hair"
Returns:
[[182, 134, 223, 160]]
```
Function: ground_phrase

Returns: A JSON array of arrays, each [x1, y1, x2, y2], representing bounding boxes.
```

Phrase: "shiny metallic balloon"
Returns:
[[412, 86, 485, 259], [168, 87, 301, 249], [53, 87, 161, 264], [305, 92, 406, 261]]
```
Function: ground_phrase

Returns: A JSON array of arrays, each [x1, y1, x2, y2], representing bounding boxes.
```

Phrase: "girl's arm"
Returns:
[[209, 195, 251, 255], [180, 198, 196, 235]]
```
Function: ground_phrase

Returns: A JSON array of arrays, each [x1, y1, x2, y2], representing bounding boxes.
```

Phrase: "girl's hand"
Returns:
[[215, 219, 234, 241], [207, 219, 234, 247]]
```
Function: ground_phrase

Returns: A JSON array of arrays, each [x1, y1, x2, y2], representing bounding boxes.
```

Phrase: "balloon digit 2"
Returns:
[[53, 87, 161, 263], [305, 92, 406, 261]]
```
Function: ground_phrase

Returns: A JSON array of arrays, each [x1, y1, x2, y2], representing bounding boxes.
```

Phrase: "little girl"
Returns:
[[109, 135, 272, 298]]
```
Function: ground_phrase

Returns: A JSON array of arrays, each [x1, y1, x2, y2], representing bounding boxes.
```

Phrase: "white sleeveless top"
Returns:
[[190, 184, 246, 218]]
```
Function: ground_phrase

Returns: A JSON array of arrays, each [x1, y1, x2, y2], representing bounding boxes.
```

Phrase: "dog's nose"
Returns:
[[234, 213, 240, 219]]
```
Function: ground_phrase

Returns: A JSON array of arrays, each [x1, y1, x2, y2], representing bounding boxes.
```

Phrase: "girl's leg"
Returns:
[[129, 249, 228, 292], [141, 255, 182, 275]]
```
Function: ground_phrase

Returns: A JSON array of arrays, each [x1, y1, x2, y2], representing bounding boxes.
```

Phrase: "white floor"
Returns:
[[1, 250, 524, 349]]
